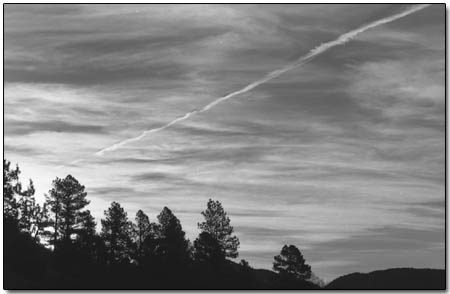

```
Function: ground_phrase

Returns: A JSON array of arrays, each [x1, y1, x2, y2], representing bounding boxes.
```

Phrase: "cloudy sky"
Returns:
[[4, 4, 445, 282]]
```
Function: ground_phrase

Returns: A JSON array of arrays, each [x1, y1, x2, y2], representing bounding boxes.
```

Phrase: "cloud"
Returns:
[[6, 119, 107, 136], [96, 4, 430, 155], [89, 186, 137, 195], [4, 143, 49, 156], [314, 226, 444, 252], [307, 225, 444, 281]]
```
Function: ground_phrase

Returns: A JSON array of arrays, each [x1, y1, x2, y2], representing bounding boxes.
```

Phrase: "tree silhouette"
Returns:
[[46, 175, 90, 246], [239, 259, 251, 269], [4, 159, 49, 241], [193, 232, 224, 264], [76, 210, 96, 243], [157, 207, 191, 263], [71, 210, 99, 267], [4, 159, 21, 222], [198, 199, 240, 258], [101, 201, 134, 264], [17, 179, 35, 231], [134, 209, 152, 259], [273, 245, 311, 280], [4, 160, 36, 225]]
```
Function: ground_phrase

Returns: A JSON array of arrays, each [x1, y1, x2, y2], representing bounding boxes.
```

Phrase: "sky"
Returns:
[[4, 4, 445, 282]]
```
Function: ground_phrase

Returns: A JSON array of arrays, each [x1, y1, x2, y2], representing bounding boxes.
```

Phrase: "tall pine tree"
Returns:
[[101, 202, 134, 264], [134, 210, 150, 257], [4, 159, 49, 240], [46, 175, 90, 246], [4, 159, 36, 226], [157, 207, 191, 263], [198, 199, 240, 258]]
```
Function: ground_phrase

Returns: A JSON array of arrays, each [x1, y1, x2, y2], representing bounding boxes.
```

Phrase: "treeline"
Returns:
[[4, 159, 318, 289]]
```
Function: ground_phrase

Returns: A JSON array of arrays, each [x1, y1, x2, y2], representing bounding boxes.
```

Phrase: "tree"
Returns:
[[3, 159, 49, 240], [134, 209, 151, 258], [157, 207, 190, 263], [139, 222, 162, 267], [45, 175, 90, 246], [193, 232, 224, 264], [273, 245, 311, 280], [239, 259, 251, 269], [198, 199, 240, 258], [101, 202, 134, 264], [4, 159, 35, 225], [71, 210, 98, 265], [76, 210, 96, 243], [4, 159, 20, 222], [16, 179, 35, 231]]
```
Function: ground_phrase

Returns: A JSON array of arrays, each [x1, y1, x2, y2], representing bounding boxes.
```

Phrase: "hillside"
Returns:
[[326, 268, 446, 290]]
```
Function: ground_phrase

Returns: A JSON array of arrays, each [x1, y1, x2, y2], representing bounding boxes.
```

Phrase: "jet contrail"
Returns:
[[96, 4, 430, 156]]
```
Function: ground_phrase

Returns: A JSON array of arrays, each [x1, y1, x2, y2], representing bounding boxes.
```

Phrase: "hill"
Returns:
[[326, 268, 445, 290]]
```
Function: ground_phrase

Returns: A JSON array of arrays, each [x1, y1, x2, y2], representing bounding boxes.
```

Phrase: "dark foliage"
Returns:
[[273, 244, 312, 280], [193, 231, 225, 265]]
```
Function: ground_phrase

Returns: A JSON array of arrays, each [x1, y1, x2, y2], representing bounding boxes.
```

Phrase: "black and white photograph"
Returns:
[[3, 3, 446, 290]]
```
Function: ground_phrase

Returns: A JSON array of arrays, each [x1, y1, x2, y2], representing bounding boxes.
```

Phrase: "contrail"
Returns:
[[96, 4, 430, 156]]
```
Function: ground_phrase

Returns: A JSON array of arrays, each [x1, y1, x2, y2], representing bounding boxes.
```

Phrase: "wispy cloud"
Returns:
[[95, 4, 430, 155]]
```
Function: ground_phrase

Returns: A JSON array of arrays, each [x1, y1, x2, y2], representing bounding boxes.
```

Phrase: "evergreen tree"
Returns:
[[134, 209, 151, 258], [4, 159, 20, 222], [46, 175, 90, 246], [139, 222, 161, 266], [73, 210, 98, 264], [3, 159, 49, 240], [76, 210, 96, 242], [4, 159, 35, 225], [17, 179, 35, 232], [273, 245, 311, 280], [157, 207, 190, 263], [198, 199, 240, 258], [101, 202, 133, 264]]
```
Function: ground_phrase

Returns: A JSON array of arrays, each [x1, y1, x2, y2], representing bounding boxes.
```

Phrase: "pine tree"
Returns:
[[134, 209, 151, 257], [198, 199, 240, 258], [157, 207, 190, 263], [4, 159, 35, 225], [3, 159, 48, 240], [17, 179, 36, 232], [273, 245, 311, 280], [101, 202, 133, 264], [4, 159, 20, 222], [76, 210, 96, 241], [73, 210, 97, 263], [46, 175, 90, 246]]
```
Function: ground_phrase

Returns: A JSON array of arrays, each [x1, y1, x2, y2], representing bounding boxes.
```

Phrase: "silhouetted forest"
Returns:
[[4, 159, 445, 290], [4, 159, 318, 289]]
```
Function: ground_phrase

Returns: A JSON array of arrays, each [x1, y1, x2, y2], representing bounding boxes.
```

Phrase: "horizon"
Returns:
[[4, 4, 445, 282]]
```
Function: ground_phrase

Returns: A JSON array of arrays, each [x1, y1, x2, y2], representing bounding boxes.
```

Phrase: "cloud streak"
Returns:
[[96, 4, 430, 156]]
